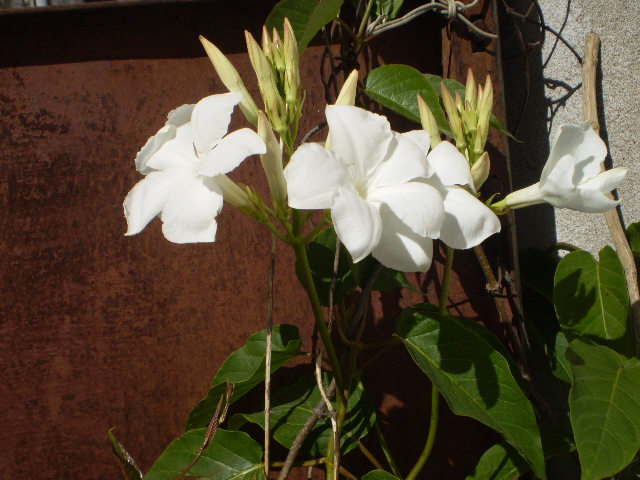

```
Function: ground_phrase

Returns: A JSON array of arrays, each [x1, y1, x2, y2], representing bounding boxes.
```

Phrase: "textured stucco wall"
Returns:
[[503, 0, 639, 253]]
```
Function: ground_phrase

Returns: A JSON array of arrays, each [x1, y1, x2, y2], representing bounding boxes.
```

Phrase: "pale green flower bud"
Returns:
[[199, 36, 259, 126], [477, 76, 493, 147], [283, 18, 301, 107], [417, 94, 440, 148], [245, 30, 286, 132], [465, 69, 477, 110], [258, 111, 288, 204], [217, 174, 252, 208], [441, 84, 465, 148], [471, 151, 490, 191], [271, 27, 286, 75], [335, 69, 359, 106]]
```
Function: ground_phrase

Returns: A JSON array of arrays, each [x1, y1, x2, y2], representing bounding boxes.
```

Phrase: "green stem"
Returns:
[[291, 211, 344, 397], [405, 246, 454, 480], [373, 420, 402, 478], [357, 0, 377, 38]]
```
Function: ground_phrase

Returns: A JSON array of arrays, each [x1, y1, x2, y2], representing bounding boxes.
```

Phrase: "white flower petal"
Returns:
[[123, 170, 190, 236], [439, 186, 501, 249], [580, 166, 627, 195], [191, 92, 242, 153], [332, 186, 382, 263], [325, 105, 392, 177], [368, 132, 432, 188], [401, 130, 431, 155], [160, 177, 224, 243], [284, 143, 351, 209], [372, 204, 434, 272], [135, 104, 194, 174], [540, 153, 576, 198], [566, 187, 619, 213], [198, 128, 266, 177], [427, 141, 475, 190], [367, 182, 444, 238], [144, 123, 200, 174], [542, 122, 606, 185]]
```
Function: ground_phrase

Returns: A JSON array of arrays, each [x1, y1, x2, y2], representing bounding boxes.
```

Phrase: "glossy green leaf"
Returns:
[[554, 246, 633, 357], [567, 340, 640, 480], [552, 331, 572, 384], [109, 429, 143, 480], [302, 227, 356, 306], [186, 325, 302, 430], [396, 309, 546, 478], [144, 429, 265, 480], [352, 255, 417, 292], [362, 470, 401, 480], [230, 373, 375, 456], [364, 65, 451, 136], [466, 425, 575, 480], [627, 222, 640, 263], [266, 0, 344, 53]]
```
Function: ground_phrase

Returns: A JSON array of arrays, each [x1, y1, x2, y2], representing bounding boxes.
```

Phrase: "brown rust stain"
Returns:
[[1, 1, 509, 478]]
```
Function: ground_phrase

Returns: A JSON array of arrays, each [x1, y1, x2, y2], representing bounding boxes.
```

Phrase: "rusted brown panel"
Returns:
[[1, 2, 510, 479]]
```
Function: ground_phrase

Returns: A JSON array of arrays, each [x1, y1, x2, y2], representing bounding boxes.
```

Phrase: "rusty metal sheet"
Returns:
[[1, 1, 509, 478]]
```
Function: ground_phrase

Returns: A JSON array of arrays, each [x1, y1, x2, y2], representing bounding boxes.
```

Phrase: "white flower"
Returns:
[[498, 122, 627, 212], [421, 141, 501, 249], [124, 92, 266, 243], [285, 105, 445, 272]]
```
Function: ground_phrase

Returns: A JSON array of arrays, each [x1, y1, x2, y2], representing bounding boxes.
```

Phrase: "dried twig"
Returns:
[[581, 32, 640, 355], [264, 233, 276, 476]]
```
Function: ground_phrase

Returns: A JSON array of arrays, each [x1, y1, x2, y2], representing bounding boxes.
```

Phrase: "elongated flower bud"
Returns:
[[335, 69, 359, 106], [465, 69, 477, 110], [199, 36, 259, 126], [217, 174, 252, 208], [283, 18, 301, 107], [478, 76, 493, 146], [471, 151, 490, 191], [441, 83, 464, 147], [417, 94, 440, 148], [258, 111, 287, 204], [245, 30, 286, 132]]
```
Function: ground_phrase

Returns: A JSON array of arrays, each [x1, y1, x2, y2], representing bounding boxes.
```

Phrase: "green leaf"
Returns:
[[109, 429, 143, 480], [374, 0, 404, 21], [266, 0, 344, 53], [627, 222, 640, 264], [352, 255, 417, 292], [466, 425, 575, 480], [554, 246, 633, 357], [144, 429, 266, 480], [185, 325, 302, 430], [364, 65, 450, 136], [552, 331, 572, 384], [230, 373, 375, 456], [303, 227, 356, 306], [396, 309, 546, 478], [362, 470, 401, 480], [567, 340, 640, 480]]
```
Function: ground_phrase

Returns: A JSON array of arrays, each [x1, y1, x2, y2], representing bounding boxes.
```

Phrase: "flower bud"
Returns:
[[477, 76, 493, 146], [217, 174, 252, 208], [417, 94, 440, 148], [283, 18, 301, 108], [258, 111, 288, 204], [465, 69, 477, 110], [471, 151, 490, 191], [335, 69, 359, 106], [245, 30, 286, 132], [199, 36, 259, 126], [441, 83, 465, 147]]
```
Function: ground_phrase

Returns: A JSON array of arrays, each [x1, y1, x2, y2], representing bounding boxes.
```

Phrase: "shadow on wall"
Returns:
[[498, 0, 566, 252]]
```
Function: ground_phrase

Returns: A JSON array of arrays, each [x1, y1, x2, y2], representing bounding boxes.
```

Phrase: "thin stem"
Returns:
[[373, 421, 402, 478], [272, 458, 326, 468], [358, 441, 385, 471], [405, 386, 440, 480], [357, 0, 377, 38], [405, 246, 454, 480]]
